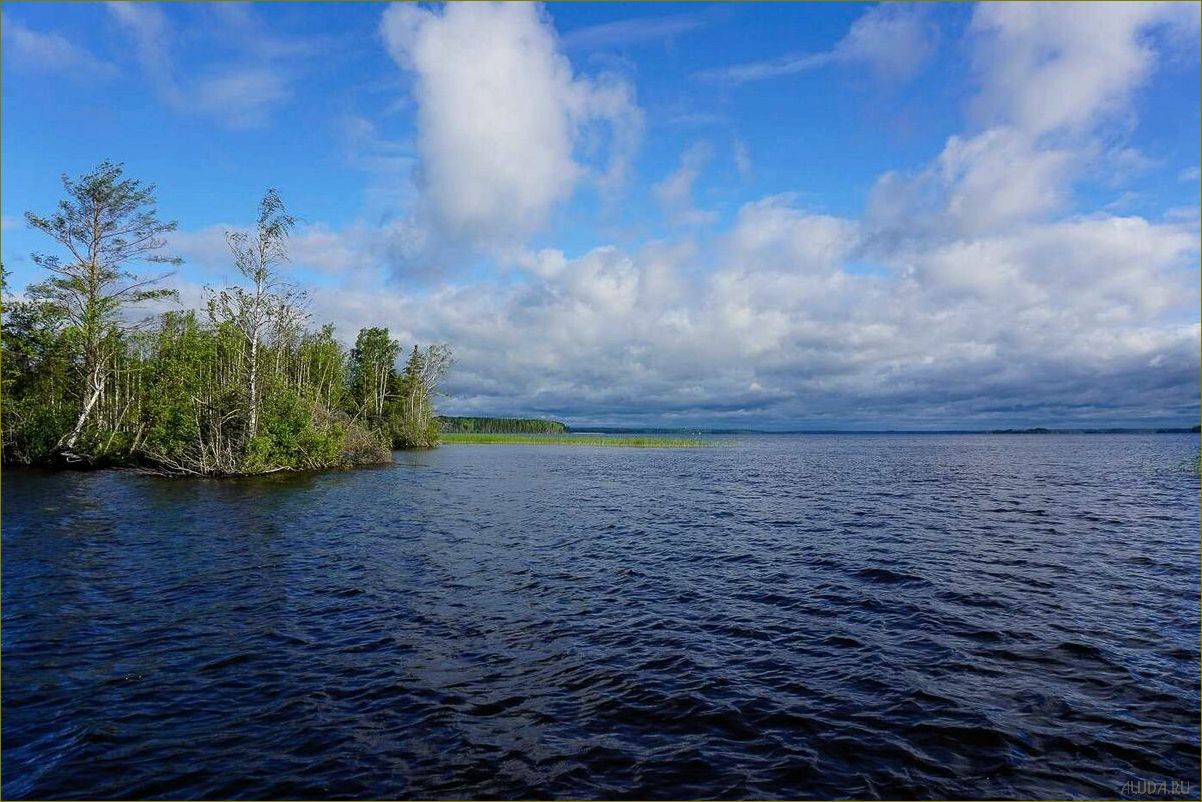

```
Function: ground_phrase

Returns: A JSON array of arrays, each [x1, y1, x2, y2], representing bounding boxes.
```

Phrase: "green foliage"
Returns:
[[391, 406, 441, 450], [243, 386, 339, 473], [440, 433, 709, 447], [390, 344, 451, 449], [19, 160, 181, 457], [1, 302, 427, 474], [137, 311, 225, 461], [1, 289, 78, 463], [350, 327, 400, 420], [438, 416, 567, 434], [2, 169, 452, 476]]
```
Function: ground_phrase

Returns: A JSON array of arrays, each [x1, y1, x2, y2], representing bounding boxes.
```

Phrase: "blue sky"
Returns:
[[2, 2, 1200, 428]]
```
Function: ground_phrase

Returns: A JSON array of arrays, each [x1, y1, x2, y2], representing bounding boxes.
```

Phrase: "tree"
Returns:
[[350, 327, 400, 418], [23, 160, 180, 461], [206, 188, 305, 443], [396, 343, 453, 448], [297, 324, 347, 411], [2, 264, 76, 462], [5, 167, 455, 474]]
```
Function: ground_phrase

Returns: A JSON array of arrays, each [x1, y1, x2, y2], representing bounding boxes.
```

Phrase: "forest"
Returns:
[[0, 161, 451, 476], [437, 417, 567, 434]]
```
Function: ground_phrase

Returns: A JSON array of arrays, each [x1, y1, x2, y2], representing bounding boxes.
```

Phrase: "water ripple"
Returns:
[[2, 434, 1199, 799]]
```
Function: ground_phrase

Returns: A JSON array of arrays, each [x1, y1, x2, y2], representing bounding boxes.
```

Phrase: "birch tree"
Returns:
[[350, 327, 400, 418], [206, 189, 303, 443], [24, 161, 180, 461], [397, 343, 453, 447]]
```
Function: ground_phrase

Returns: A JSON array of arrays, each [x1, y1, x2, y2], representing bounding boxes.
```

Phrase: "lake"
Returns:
[[2, 434, 1199, 799]]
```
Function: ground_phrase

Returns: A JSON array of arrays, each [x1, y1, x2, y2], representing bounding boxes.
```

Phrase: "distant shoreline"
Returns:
[[462, 423, 1201, 436], [440, 432, 708, 447]]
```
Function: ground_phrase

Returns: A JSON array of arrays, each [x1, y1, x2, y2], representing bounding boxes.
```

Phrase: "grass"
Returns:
[[440, 432, 710, 447]]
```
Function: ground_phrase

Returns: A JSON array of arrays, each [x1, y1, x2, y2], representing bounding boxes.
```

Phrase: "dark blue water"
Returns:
[[3, 434, 1199, 799]]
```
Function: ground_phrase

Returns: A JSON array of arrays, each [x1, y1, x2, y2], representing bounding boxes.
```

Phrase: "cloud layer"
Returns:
[[105, 3, 309, 128], [696, 3, 936, 86], [1, 14, 119, 80], [82, 2, 1202, 427]]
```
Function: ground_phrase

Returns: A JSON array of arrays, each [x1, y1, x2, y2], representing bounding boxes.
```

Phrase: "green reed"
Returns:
[[440, 433, 709, 447]]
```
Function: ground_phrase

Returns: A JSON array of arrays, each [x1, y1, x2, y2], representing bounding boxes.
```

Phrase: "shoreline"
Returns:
[[440, 433, 710, 447]]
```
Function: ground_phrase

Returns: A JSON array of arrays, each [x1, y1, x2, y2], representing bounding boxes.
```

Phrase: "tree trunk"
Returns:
[[248, 326, 260, 441], [59, 363, 104, 459]]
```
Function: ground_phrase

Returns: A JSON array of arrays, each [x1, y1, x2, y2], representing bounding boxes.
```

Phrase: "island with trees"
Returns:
[[437, 417, 568, 434], [0, 161, 451, 476]]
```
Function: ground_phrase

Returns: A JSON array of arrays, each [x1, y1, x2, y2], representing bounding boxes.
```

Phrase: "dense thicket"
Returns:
[[438, 416, 567, 434], [1, 162, 451, 475]]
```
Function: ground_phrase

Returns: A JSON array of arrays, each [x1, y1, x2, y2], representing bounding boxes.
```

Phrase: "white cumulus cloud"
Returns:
[[380, 2, 643, 264]]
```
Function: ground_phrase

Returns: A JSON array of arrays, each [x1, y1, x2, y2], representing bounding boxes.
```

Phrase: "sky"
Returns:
[[1, 1, 1199, 430]]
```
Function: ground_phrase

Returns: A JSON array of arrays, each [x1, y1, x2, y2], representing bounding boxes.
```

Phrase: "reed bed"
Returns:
[[440, 433, 709, 447]]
